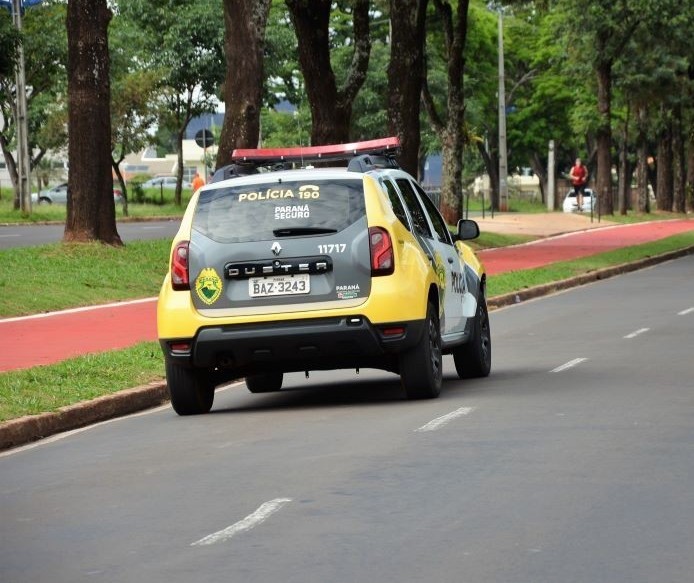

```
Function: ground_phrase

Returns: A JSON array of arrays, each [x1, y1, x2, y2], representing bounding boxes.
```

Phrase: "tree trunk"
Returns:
[[656, 119, 673, 212], [617, 127, 630, 215], [388, 0, 428, 177], [175, 127, 186, 207], [0, 134, 19, 208], [64, 0, 121, 245], [687, 131, 694, 213], [438, 134, 464, 224], [425, 0, 469, 225], [595, 56, 614, 215], [672, 104, 686, 214], [286, 0, 341, 144], [476, 139, 498, 211], [635, 149, 650, 213], [286, 0, 370, 146], [529, 152, 547, 205], [635, 104, 650, 213], [111, 158, 129, 217], [216, 0, 271, 168]]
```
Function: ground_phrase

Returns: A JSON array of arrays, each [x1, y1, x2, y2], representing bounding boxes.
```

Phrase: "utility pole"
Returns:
[[11, 0, 31, 213], [547, 140, 555, 210], [497, 8, 508, 212]]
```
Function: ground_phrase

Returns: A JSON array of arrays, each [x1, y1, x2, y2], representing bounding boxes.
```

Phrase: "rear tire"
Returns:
[[165, 361, 215, 415], [400, 302, 442, 399], [245, 372, 284, 393], [453, 292, 491, 379]]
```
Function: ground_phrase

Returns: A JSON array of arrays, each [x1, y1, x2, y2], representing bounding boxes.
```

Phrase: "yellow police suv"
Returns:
[[158, 137, 490, 415]]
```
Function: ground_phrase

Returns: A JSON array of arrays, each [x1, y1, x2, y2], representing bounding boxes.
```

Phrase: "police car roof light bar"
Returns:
[[231, 136, 400, 166]]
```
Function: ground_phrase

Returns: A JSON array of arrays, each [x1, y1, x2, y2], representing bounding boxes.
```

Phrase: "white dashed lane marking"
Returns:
[[415, 407, 475, 432], [624, 328, 650, 339], [550, 358, 587, 373], [191, 498, 292, 546], [678, 307, 694, 316]]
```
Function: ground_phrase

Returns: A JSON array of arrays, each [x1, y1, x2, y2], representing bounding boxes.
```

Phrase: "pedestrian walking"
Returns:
[[569, 158, 588, 211]]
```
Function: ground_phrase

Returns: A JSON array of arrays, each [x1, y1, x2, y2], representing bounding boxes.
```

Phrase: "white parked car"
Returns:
[[31, 182, 123, 205], [142, 176, 192, 189], [31, 182, 68, 204], [562, 188, 595, 213]]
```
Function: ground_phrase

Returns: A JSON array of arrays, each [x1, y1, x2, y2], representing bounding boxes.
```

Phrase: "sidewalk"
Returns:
[[1, 215, 693, 374], [473, 210, 615, 237]]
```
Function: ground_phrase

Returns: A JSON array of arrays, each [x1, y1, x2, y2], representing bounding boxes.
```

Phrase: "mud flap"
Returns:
[[462, 291, 477, 318]]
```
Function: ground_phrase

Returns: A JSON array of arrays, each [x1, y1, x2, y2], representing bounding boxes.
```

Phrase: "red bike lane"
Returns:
[[1, 299, 158, 373], [477, 218, 694, 275], [1, 218, 692, 373]]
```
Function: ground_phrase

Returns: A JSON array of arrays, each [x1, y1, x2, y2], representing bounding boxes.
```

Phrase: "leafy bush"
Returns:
[[128, 173, 150, 203]]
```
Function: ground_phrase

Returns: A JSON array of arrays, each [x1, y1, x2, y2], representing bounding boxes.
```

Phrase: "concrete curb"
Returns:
[[2, 244, 693, 452], [0, 382, 168, 451]]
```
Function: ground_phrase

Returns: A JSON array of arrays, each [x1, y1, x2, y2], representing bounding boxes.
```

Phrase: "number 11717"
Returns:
[[318, 244, 346, 254]]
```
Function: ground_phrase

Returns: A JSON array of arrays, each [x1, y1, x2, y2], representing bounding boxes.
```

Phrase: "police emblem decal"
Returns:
[[195, 268, 223, 305]]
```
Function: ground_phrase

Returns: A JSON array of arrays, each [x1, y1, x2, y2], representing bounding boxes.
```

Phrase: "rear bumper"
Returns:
[[160, 315, 425, 376]]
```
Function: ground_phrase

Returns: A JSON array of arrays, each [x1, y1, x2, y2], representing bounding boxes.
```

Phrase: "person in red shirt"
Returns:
[[569, 158, 588, 211]]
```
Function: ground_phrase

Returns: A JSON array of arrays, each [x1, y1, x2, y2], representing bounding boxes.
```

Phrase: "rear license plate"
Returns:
[[249, 274, 310, 297]]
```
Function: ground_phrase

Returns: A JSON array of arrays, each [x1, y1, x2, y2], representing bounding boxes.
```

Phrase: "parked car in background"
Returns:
[[31, 182, 123, 205], [31, 182, 68, 204], [562, 188, 596, 213], [142, 176, 192, 189]]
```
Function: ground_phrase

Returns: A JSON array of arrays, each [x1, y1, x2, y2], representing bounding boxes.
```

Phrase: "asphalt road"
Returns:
[[2, 255, 694, 583], [0, 220, 180, 248]]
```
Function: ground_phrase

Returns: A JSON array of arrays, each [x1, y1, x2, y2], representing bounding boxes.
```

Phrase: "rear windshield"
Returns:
[[193, 178, 366, 243]]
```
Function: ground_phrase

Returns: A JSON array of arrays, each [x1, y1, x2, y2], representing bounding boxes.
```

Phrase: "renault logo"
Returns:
[[271, 242, 282, 256]]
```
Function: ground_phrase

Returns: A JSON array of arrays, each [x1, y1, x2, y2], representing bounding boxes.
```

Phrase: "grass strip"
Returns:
[[0, 240, 171, 317], [0, 191, 193, 223], [0, 342, 164, 422]]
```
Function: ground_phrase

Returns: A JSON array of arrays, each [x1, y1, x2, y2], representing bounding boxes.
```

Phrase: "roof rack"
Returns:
[[231, 136, 400, 167], [209, 137, 401, 183]]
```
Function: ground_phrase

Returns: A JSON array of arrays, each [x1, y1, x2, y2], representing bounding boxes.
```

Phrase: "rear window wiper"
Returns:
[[272, 227, 338, 237]]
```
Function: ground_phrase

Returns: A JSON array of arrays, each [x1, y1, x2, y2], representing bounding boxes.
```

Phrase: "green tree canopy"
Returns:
[[117, 0, 224, 204]]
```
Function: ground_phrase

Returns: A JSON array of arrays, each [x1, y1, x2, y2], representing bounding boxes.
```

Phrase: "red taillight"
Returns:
[[381, 326, 405, 337], [171, 241, 190, 290], [169, 341, 191, 353], [369, 227, 394, 276]]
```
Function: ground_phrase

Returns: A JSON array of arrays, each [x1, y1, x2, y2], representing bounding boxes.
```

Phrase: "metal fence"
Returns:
[[422, 185, 441, 209]]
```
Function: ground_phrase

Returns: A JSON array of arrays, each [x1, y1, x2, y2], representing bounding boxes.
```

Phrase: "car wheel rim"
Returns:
[[479, 307, 490, 363], [428, 315, 442, 379]]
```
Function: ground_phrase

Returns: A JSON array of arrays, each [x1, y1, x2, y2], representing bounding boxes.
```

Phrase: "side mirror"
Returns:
[[457, 219, 480, 241]]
